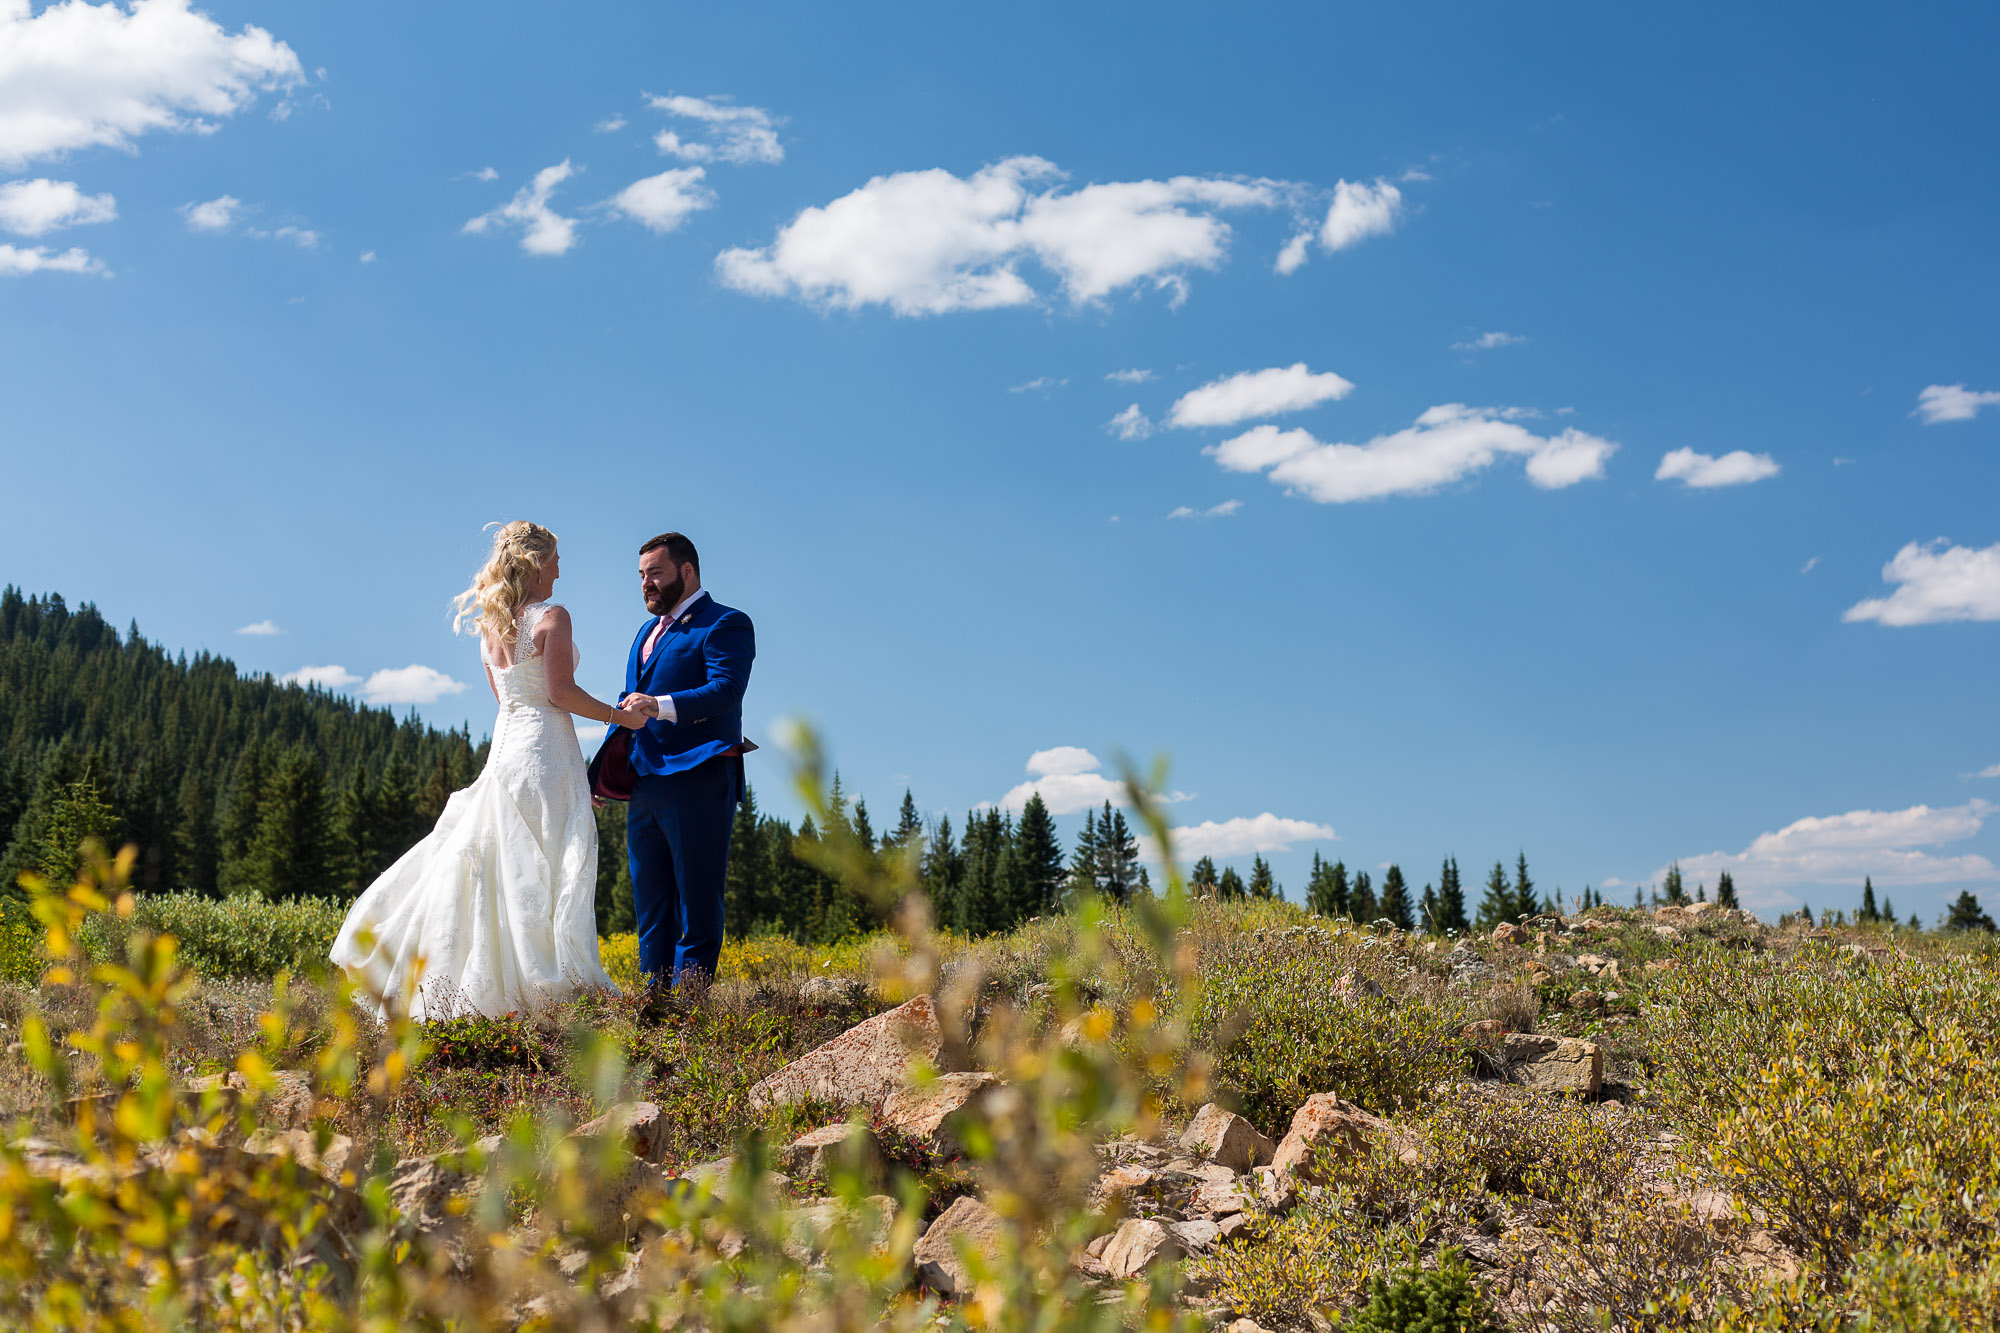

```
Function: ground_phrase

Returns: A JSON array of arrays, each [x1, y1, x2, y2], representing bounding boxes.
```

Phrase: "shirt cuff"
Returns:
[[655, 693, 677, 724]]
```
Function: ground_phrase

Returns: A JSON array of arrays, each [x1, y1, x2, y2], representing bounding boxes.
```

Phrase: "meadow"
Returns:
[[3, 795, 1999, 1331]]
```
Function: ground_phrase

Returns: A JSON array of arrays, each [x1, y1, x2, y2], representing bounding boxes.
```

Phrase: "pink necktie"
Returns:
[[641, 615, 668, 664]]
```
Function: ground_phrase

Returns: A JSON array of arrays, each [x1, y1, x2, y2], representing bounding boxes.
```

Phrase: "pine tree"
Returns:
[[1012, 793, 1064, 920], [1881, 896, 1896, 926], [1908, 912, 1921, 930], [1513, 853, 1540, 919], [891, 790, 923, 851], [1191, 856, 1219, 897], [1350, 869, 1377, 924], [1419, 883, 1442, 934], [1662, 861, 1687, 907], [1477, 861, 1513, 930], [1248, 854, 1275, 900], [173, 769, 219, 897], [35, 772, 119, 887], [1695, 882, 1706, 903], [237, 746, 338, 899], [596, 800, 636, 934], [722, 783, 766, 937], [1218, 866, 1245, 900], [1716, 870, 1739, 909], [851, 798, 875, 854], [1633, 885, 1645, 909], [1097, 804, 1139, 904], [1800, 902, 1815, 927], [921, 813, 964, 927], [1859, 876, 1879, 924], [215, 741, 270, 891], [1379, 864, 1414, 931], [336, 770, 389, 897], [1307, 855, 1351, 918], [1438, 857, 1469, 933], [1067, 808, 1100, 901], [1945, 891, 1997, 933]]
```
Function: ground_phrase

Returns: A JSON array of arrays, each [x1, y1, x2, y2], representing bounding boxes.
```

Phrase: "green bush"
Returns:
[[1193, 930, 1467, 1131], [1341, 1250, 1500, 1333], [77, 891, 348, 978], [0, 894, 40, 985]]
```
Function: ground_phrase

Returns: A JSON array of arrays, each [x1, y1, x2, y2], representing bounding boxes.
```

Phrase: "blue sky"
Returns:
[[4, 1, 1998, 922]]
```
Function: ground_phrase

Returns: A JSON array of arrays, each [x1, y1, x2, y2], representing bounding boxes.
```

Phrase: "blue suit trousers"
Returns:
[[627, 758, 739, 986]]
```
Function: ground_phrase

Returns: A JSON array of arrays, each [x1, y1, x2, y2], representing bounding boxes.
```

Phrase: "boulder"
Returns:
[[1491, 922, 1527, 946], [1167, 1217, 1222, 1254], [1568, 989, 1605, 1015], [1100, 1217, 1179, 1279], [1089, 1163, 1156, 1208], [1461, 1019, 1510, 1041], [243, 1126, 356, 1182], [748, 995, 950, 1113], [573, 1101, 669, 1164], [1178, 1103, 1275, 1173], [778, 1121, 884, 1186], [1190, 1176, 1255, 1219], [1269, 1093, 1394, 1181], [913, 1195, 1007, 1295], [1498, 1033, 1603, 1096], [880, 1071, 996, 1153], [798, 974, 868, 1007], [778, 1194, 898, 1264]]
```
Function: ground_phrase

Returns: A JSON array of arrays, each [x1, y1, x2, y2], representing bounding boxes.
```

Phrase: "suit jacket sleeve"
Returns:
[[667, 611, 755, 723]]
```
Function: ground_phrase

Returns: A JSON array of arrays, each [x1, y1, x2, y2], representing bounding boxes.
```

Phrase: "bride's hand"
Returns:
[[612, 706, 648, 730]]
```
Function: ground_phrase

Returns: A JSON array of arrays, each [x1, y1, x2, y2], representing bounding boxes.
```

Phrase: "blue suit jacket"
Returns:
[[615, 594, 756, 777]]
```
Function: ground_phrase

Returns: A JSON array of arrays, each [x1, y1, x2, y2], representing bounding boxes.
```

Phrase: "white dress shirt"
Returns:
[[637, 588, 709, 723]]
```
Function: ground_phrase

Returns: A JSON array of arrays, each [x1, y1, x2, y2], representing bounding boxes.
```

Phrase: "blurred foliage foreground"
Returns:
[[4, 750, 2000, 1330]]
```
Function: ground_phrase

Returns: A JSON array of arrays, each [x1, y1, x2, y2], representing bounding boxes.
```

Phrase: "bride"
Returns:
[[331, 521, 646, 1019]]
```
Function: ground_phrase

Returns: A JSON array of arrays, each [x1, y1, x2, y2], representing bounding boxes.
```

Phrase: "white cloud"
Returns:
[[1167, 813, 1336, 860], [361, 665, 468, 706], [0, 0, 303, 170], [358, 249, 375, 263], [1655, 447, 1781, 489], [270, 223, 317, 248], [1801, 556, 1819, 574], [467, 166, 498, 183], [1844, 539, 2000, 626], [715, 156, 1288, 315], [1009, 375, 1067, 393], [1106, 368, 1153, 384], [234, 619, 279, 636], [181, 193, 238, 231], [1915, 383, 2000, 424], [463, 160, 579, 256], [1168, 362, 1354, 429], [1278, 177, 1402, 273], [604, 166, 713, 233], [0, 177, 114, 235], [1661, 799, 1998, 912], [1210, 404, 1616, 503], [280, 664, 359, 690], [646, 93, 783, 165], [1106, 404, 1154, 440], [1453, 331, 1524, 351], [594, 114, 626, 134], [1977, 764, 2000, 779], [1168, 500, 1241, 520], [995, 746, 1190, 816], [0, 240, 102, 274]]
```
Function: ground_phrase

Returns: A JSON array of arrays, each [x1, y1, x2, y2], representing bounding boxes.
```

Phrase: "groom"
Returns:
[[616, 531, 755, 988]]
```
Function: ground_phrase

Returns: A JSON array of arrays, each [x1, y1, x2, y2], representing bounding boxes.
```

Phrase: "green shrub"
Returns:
[[0, 894, 39, 985], [1341, 1249, 1500, 1333], [78, 891, 347, 978], [1193, 931, 1467, 1131]]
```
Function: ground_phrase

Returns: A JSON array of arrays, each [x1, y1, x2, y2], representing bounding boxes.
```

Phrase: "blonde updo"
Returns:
[[452, 521, 558, 644]]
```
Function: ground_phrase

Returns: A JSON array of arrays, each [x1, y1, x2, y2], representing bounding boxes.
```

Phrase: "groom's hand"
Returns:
[[625, 694, 661, 719]]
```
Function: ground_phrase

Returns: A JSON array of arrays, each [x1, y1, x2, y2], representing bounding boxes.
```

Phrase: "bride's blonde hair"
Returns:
[[452, 521, 558, 644]]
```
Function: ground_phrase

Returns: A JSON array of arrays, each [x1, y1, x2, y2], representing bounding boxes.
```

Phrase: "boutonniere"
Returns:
[[678, 613, 694, 627]]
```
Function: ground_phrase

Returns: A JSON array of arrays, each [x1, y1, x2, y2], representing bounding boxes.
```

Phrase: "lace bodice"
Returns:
[[481, 601, 579, 710]]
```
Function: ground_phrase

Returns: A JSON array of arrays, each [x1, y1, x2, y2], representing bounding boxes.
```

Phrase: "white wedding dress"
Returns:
[[331, 601, 616, 1019]]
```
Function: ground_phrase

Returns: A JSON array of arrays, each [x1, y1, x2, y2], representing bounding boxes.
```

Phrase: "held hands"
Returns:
[[623, 694, 661, 719], [612, 705, 649, 730]]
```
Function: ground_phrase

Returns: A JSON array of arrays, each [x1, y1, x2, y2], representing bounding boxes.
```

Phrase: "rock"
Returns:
[[1331, 970, 1383, 1000], [573, 1101, 669, 1164], [388, 1154, 476, 1233], [1190, 1177, 1255, 1219], [1568, 989, 1605, 1014], [1491, 923, 1527, 946], [1651, 925, 1684, 942], [1226, 1321, 1278, 1333], [1217, 1212, 1252, 1240], [1269, 1093, 1395, 1182], [778, 1194, 898, 1264], [1100, 1217, 1179, 1279], [1178, 1103, 1276, 1173], [880, 1071, 996, 1153], [799, 974, 868, 1007], [243, 1127, 356, 1182], [1090, 1163, 1156, 1208], [1167, 1217, 1222, 1254], [1497, 1033, 1603, 1096], [778, 1121, 884, 1185], [1645, 959, 1679, 974], [913, 1195, 1007, 1295], [1160, 1156, 1240, 1187], [748, 995, 951, 1113], [1574, 953, 1619, 979], [1251, 1164, 1296, 1211]]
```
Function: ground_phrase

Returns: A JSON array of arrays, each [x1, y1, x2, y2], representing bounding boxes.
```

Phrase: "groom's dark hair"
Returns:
[[639, 531, 699, 573]]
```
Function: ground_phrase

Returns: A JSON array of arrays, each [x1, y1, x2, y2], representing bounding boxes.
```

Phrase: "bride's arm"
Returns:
[[538, 607, 645, 728]]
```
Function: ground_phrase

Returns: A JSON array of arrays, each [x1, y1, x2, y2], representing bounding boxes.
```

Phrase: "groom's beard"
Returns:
[[645, 574, 685, 615]]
